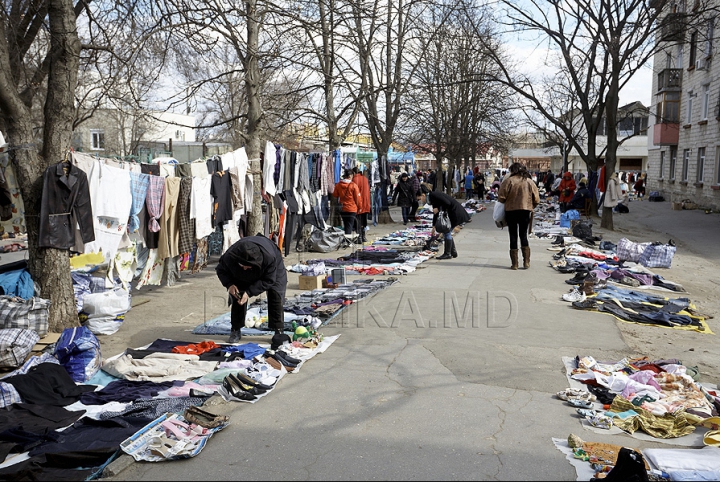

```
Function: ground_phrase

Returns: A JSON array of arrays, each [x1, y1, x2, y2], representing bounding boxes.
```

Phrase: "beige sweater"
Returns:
[[498, 175, 540, 211]]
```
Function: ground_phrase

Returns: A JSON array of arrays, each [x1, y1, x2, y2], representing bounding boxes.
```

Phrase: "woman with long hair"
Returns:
[[497, 162, 540, 269]]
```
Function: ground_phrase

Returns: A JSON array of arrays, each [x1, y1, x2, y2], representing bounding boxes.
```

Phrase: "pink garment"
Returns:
[[629, 370, 662, 391], [163, 381, 219, 397]]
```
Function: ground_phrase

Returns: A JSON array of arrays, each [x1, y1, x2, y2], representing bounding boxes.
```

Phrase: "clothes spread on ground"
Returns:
[[3, 363, 97, 406], [79, 380, 177, 405]]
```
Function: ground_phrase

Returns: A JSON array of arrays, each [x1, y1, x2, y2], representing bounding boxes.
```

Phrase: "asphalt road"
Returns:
[[110, 201, 719, 481]]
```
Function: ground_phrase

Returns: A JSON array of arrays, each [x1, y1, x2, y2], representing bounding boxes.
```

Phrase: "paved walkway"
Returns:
[[114, 203, 719, 481]]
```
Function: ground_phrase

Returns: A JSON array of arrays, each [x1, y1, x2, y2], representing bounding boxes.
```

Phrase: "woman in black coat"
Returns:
[[392, 172, 415, 224], [428, 191, 471, 260]]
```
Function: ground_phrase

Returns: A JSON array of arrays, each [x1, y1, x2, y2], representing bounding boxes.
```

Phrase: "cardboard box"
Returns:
[[299, 274, 325, 290], [30, 332, 61, 356], [672, 202, 683, 210]]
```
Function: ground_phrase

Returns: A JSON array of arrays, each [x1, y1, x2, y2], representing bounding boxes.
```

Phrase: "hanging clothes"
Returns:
[[211, 170, 233, 227], [191, 176, 213, 239], [191, 160, 209, 178], [177, 177, 195, 255], [128, 172, 150, 234], [38, 161, 94, 250], [158, 177, 181, 260], [206, 156, 223, 175], [83, 161, 132, 261], [263, 141, 277, 196]]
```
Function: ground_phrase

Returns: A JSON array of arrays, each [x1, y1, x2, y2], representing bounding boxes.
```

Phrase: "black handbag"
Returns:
[[435, 210, 451, 233]]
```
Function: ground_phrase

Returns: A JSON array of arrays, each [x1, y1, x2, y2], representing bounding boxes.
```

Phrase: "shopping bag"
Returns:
[[616, 238, 652, 262], [492, 202, 507, 228], [638, 242, 676, 269], [0, 296, 50, 336], [0, 328, 40, 368], [54, 326, 102, 382], [435, 211, 451, 233]]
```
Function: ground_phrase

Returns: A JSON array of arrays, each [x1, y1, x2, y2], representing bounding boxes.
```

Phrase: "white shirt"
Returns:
[[190, 176, 214, 239], [263, 141, 277, 196]]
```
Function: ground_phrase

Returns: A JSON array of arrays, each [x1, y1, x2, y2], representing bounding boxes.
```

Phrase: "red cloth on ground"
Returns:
[[172, 341, 220, 355]]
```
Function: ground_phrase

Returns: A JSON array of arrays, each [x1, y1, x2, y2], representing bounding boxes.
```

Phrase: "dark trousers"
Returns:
[[231, 289, 284, 332], [505, 209, 531, 250], [401, 206, 410, 223], [341, 211, 357, 234], [356, 213, 368, 240], [284, 211, 301, 256], [409, 199, 419, 219]]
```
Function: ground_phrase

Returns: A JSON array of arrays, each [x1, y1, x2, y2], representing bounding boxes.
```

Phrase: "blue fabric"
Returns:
[[334, 149, 342, 184], [0, 269, 34, 299], [222, 342, 266, 359], [464, 174, 473, 189]]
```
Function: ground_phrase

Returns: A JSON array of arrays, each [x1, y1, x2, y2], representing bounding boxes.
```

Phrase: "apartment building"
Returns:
[[647, 2, 720, 210]]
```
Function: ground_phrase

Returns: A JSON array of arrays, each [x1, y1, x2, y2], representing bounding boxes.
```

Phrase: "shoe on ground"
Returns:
[[228, 330, 241, 343], [620, 276, 640, 287], [436, 253, 452, 260], [562, 288, 587, 303]]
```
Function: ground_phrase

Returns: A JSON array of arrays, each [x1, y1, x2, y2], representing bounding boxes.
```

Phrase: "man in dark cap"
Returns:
[[216, 236, 288, 343]]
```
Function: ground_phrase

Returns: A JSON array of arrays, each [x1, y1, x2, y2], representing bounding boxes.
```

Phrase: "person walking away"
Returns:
[[352, 167, 371, 242], [408, 171, 422, 221], [474, 170, 486, 200], [216, 236, 288, 343], [498, 162, 540, 270], [392, 172, 415, 225], [464, 169, 474, 200], [333, 169, 361, 235], [428, 190, 471, 260], [557, 171, 576, 212]]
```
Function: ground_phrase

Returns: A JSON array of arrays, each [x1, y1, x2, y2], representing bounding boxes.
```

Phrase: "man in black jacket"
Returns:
[[216, 236, 288, 343]]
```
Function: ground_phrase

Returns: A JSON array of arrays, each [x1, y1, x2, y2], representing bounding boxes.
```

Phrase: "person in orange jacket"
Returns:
[[333, 169, 362, 235], [558, 171, 576, 212], [352, 167, 371, 242]]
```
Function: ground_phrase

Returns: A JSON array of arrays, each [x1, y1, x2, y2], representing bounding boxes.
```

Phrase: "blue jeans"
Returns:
[[401, 206, 410, 223]]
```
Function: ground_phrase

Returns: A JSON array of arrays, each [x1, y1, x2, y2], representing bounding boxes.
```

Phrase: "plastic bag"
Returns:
[[638, 242, 676, 269], [493, 202, 507, 228], [306, 228, 344, 253], [54, 326, 102, 382], [435, 211, 451, 233], [82, 288, 131, 317], [617, 238, 652, 262]]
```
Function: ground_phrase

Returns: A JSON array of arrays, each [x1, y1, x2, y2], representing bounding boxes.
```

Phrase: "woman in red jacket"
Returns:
[[333, 169, 362, 235], [557, 171, 576, 213], [352, 167, 371, 242]]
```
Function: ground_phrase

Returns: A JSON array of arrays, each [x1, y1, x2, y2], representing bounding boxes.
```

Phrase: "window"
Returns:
[[90, 130, 105, 150], [707, 17, 715, 58], [689, 30, 698, 66], [686, 90, 694, 123], [660, 151, 665, 179], [702, 85, 710, 119], [697, 147, 706, 183], [670, 146, 678, 180], [682, 148, 690, 181]]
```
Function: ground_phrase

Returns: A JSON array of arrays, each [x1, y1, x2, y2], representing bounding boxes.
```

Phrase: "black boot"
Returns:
[[450, 239, 457, 258], [437, 239, 453, 259]]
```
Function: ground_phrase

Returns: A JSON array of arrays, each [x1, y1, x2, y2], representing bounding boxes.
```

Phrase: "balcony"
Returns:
[[657, 68, 682, 92], [660, 13, 686, 42], [653, 122, 679, 145]]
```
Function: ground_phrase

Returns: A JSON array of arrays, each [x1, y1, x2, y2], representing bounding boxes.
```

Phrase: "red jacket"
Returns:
[[333, 179, 361, 213], [558, 172, 576, 203], [352, 173, 371, 214]]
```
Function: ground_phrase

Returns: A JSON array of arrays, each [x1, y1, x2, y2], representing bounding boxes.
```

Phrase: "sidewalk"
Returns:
[[111, 201, 718, 480]]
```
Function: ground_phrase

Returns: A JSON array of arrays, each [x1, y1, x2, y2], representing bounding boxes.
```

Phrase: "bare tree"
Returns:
[[400, 2, 515, 191], [0, 0, 84, 331], [475, 0, 713, 229]]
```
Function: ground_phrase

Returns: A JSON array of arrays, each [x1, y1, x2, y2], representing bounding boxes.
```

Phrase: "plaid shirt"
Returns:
[[129, 172, 150, 233], [145, 175, 166, 233], [0, 382, 21, 408], [320, 154, 335, 195]]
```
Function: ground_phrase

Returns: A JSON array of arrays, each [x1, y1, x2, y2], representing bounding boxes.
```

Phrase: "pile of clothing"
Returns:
[[558, 355, 719, 441]]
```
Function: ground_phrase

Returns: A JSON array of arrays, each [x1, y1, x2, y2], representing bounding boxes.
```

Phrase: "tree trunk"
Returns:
[[244, 0, 264, 237], [600, 77, 620, 231]]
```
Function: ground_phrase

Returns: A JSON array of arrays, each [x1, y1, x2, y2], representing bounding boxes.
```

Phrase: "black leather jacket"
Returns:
[[38, 162, 95, 249]]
